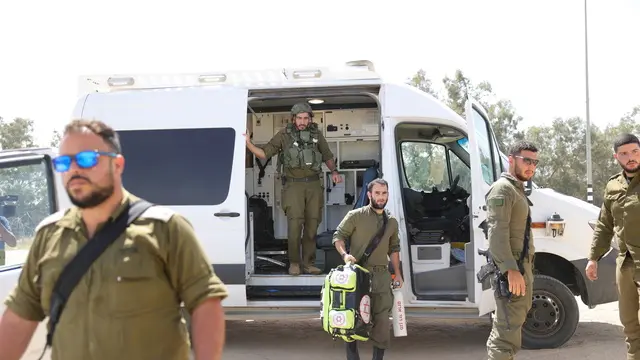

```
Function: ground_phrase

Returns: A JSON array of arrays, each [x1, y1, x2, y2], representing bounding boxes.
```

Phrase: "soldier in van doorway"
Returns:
[[245, 102, 342, 275], [587, 133, 640, 360], [485, 141, 539, 360]]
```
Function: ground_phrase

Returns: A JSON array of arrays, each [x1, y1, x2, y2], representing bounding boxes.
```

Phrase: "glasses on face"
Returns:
[[514, 155, 539, 166], [52, 150, 117, 173]]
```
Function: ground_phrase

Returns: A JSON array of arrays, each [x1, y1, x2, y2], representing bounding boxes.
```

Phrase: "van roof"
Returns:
[[0, 147, 55, 160], [77, 60, 385, 96]]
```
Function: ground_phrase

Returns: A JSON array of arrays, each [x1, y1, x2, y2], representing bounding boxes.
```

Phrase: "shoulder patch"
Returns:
[[35, 209, 69, 232], [488, 197, 505, 207], [140, 205, 176, 222]]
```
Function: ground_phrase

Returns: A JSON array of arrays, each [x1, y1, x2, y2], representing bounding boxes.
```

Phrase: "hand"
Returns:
[[331, 171, 342, 184], [506, 269, 526, 296], [586, 260, 598, 281], [343, 253, 357, 264], [243, 130, 251, 145], [392, 274, 404, 289]]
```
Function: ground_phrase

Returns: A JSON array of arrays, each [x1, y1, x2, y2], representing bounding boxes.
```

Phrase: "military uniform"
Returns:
[[332, 205, 401, 353], [3, 190, 228, 360], [260, 107, 335, 274], [589, 171, 640, 359], [485, 172, 535, 360]]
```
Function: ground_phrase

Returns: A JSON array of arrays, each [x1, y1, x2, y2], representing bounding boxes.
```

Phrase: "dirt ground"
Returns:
[[22, 301, 627, 360]]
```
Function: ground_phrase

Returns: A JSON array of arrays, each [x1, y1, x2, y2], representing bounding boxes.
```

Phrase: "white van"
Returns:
[[0, 60, 618, 350]]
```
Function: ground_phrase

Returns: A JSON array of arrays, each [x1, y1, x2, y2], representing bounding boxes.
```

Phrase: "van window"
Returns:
[[491, 132, 503, 175], [0, 157, 55, 267], [400, 141, 451, 192], [448, 150, 471, 193], [117, 127, 236, 206], [469, 109, 497, 184]]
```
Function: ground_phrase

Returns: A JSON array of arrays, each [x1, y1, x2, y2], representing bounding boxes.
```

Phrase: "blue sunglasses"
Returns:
[[52, 150, 118, 173]]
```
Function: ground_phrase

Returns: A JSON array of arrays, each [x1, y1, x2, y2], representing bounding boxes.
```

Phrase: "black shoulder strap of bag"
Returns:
[[45, 199, 154, 347], [518, 209, 532, 273], [255, 156, 272, 185], [357, 211, 389, 267]]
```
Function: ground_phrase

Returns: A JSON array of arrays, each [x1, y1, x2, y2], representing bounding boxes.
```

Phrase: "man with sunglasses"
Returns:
[[485, 141, 539, 360], [587, 133, 640, 360], [0, 119, 228, 360]]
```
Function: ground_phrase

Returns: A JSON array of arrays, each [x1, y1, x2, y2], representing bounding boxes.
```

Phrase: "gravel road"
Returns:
[[19, 300, 626, 360]]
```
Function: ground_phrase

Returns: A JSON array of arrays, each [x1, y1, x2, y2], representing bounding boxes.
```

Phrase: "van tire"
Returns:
[[522, 274, 579, 349]]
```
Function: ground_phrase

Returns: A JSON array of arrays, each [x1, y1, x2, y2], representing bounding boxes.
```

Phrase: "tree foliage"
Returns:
[[407, 69, 640, 206]]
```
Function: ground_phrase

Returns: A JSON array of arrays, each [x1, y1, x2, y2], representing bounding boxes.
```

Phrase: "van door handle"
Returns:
[[214, 212, 240, 218]]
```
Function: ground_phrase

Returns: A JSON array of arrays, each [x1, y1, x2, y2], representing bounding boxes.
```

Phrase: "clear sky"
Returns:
[[0, 0, 638, 147]]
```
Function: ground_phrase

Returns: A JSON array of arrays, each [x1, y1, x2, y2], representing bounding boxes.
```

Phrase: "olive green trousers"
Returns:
[[486, 262, 533, 360], [282, 179, 323, 266], [617, 254, 640, 360]]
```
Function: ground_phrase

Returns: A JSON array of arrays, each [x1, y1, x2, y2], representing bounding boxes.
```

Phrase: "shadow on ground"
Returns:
[[224, 319, 626, 360]]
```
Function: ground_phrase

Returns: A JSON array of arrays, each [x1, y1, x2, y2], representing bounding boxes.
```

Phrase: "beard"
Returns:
[[370, 198, 388, 209], [66, 177, 115, 209], [514, 164, 534, 182], [620, 159, 639, 174]]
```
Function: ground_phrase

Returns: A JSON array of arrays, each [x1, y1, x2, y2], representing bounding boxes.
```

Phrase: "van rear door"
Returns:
[[464, 98, 498, 316], [80, 85, 249, 306], [0, 150, 62, 314]]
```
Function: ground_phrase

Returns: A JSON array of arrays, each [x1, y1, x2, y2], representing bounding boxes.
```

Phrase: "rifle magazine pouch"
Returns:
[[321, 263, 373, 342]]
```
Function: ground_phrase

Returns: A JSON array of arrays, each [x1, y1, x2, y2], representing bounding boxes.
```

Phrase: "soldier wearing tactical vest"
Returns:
[[587, 133, 640, 360], [333, 178, 402, 360], [245, 103, 341, 275], [485, 141, 539, 360]]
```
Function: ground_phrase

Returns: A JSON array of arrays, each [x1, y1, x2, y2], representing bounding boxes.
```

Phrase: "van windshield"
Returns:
[[456, 138, 539, 189]]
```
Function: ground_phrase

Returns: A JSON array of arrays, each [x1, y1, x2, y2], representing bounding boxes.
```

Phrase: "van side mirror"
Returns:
[[524, 180, 532, 196]]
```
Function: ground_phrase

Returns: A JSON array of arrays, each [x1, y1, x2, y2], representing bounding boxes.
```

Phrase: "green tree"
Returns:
[[407, 69, 439, 99], [407, 69, 525, 152], [405, 68, 640, 206], [526, 117, 588, 199], [0, 117, 36, 150]]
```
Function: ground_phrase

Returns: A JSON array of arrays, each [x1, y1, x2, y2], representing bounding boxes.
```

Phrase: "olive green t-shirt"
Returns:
[[4, 190, 228, 360], [332, 206, 401, 267], [590, 172, 640, 263], [485, 172, 535, 274]]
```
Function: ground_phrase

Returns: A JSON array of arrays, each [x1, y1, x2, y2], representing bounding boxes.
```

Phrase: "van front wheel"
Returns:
[[522, 274, 579, 349]]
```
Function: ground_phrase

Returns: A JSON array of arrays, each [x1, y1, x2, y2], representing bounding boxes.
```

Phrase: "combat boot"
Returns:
[[304, 265, 323, 275], [289, 263, 301, 275], [372, 346, 385, 360], [346, 341, 359, 360]]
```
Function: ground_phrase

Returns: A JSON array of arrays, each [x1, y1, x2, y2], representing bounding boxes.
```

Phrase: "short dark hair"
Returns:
[[63, 119, 122, 153], [367, 178, 388, 192], [509, 141, 538, 156], [613, 133, 640, 153]]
